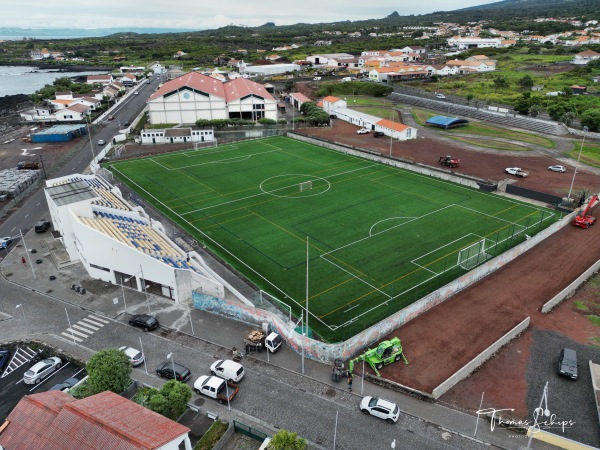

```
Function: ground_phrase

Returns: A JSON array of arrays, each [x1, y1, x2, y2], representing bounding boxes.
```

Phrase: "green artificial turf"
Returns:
[[109, 136, 559, 342]]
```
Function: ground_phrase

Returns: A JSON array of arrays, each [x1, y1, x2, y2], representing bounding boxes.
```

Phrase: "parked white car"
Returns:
[[210, 359, 244, 382], [119, 346, 144, 367], [435, 93, 446, 99], [548, 165, 566, 173], [313, 76, 322, 81], [360, 396, 400, 423], [23, 357, 62, 384], [356, 128, 370, 135]]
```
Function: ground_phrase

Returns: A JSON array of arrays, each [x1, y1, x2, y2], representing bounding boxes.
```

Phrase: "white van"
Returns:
[[341, 77, 352, 82], [210, 359, 245, 382]]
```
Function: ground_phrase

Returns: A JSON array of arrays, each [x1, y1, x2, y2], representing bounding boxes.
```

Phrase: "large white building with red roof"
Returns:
[[147, 71, 277, 125], [0, 390, 192, 450]]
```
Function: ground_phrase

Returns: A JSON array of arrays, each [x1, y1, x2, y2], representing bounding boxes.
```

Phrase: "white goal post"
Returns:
[[299, 180, 313, 192], [457, 239, 492, 270]]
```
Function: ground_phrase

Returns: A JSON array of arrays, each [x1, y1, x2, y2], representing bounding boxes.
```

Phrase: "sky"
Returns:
[[1, 1, 501, 30]]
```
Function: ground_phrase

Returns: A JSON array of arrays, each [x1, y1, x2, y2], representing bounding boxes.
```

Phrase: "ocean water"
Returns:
[[0, 66, 106, 97]]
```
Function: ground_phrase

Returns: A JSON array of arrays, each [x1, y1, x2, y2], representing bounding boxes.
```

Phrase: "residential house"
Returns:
[[174, 50, 187, 58], [326, 107, 417, 141], [266, 54, 280, 61], [571, 49, 600, 65], [87, 74, 113, 85], [0, 390, 192, 450], [55, 103, 89, 122], [289, 92, 312, 111], [446, 59, 496, 73], [121, 73, 137, 86], [306, 53, 354, 66], [322, 96, 347, 114]]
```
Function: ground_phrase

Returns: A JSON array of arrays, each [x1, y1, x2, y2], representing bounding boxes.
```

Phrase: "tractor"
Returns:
[[439, 155, 460, 168], [573, 194, 599, 229]]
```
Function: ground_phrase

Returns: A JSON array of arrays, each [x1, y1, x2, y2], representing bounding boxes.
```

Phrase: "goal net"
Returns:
[[457, 239, 493, 270], [299, 180, 313, 192]]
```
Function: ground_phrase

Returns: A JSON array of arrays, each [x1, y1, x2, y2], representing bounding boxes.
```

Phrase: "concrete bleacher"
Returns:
[[79, 213, 199, 272], [388, 90, 567, 136]]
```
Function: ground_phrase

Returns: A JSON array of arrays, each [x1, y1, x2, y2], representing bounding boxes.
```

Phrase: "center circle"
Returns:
[[259, 174, 331, 198]]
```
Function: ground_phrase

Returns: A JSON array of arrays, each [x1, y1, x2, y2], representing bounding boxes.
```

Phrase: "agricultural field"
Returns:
[[109, 136, 560, 342]]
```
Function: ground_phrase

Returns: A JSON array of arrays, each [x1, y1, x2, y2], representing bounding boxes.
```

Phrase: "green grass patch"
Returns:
[[586, 315, 600, 327], [352, 106, 399, 120], [568, 141, 600, 168], [108, 136, 559, 342], [446, 123, 555, 149], [574, 300, 589, 312], [194, 420, 229, 450], [448, 136, 531, 151]]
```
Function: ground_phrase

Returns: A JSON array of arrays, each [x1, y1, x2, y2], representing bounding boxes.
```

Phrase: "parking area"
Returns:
[[0, 345, 86, 421]]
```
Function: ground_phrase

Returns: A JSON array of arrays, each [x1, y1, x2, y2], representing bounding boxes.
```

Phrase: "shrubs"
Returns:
[[193, 420, 229, 450]]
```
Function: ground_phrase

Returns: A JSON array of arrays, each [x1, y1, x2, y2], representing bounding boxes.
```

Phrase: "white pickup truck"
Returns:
[[505, 167, 529, 178], [193, 375, 239, 404]]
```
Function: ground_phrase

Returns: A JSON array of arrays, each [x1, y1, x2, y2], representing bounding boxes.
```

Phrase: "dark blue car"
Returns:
[[0, 348, 11, 372]]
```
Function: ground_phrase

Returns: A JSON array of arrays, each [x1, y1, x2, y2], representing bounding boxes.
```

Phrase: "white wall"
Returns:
[[148, 90, 227, 124]]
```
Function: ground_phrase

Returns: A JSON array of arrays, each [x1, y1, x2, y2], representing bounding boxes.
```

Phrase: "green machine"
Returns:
[[347, 337, 408, 377]]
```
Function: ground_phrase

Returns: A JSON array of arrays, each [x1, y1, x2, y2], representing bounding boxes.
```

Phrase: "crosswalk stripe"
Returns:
[[72, 324, 93, 335], [88, 314, 109, 324], [81, 318, 103, 329], [66, 328, 88, 338], [61, 332, 83, 342], [76, 321, 100, 331]]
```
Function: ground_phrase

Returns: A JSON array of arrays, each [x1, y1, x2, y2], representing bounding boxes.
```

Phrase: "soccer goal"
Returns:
[[299, 180, 313, 192], [457, 239, 493, 270]]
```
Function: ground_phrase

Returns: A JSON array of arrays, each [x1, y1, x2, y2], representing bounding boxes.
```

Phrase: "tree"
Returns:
[[133, 380, 192, 420], [580, 108, 600, 132], [518, 74, 534, 89], [465, 93, 474, 105], [86, 348, 131, 396], [267, 429, 307, 450], [493, 76, 509, 89], [284, 80, 295, 92]]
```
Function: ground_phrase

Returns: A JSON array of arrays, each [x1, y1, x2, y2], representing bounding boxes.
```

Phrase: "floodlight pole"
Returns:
[[305, 236, 309, 339], [567, 126, 588, 201]]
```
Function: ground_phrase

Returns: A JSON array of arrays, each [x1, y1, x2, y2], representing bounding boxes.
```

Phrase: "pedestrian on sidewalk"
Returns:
[[21, 256, 26, 265], [347, 374, 353, 392]]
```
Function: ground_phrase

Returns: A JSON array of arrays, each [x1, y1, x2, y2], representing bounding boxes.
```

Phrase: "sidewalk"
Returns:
[[0, 228, 559, 450]]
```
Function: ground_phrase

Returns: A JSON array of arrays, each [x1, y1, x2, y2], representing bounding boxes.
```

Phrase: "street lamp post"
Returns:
[[139, 264, 152, 315], [86, 114, 96, 162], [167, 352, 176, 380], [15, 304, 28, 335], [120, 278, 129, 314], [567, 126, 588, 202], [527, 381, 550, 449]]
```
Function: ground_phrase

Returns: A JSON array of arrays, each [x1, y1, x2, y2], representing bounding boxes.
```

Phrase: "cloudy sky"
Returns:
[[2, 1, 501, 29]]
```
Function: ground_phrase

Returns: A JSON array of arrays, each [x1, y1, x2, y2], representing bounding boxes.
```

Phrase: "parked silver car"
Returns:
[[23, 357, 62, 384]]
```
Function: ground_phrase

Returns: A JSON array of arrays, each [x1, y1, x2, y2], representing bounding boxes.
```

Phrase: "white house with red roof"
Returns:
[[55, 103, 90, 122], [147, 71, 277, 124], [571, 49, 600, 65], [321, 96, 347, 114], [325, 106, 417, 141], [86, 74, 114, 85], [0, 390, 192, 450]]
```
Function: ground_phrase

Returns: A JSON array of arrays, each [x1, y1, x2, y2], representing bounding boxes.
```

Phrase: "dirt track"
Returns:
[[301, 118, 600, 394]]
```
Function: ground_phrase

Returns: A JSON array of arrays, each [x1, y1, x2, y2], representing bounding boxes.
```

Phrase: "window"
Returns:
[[90, 263, 110, 272]]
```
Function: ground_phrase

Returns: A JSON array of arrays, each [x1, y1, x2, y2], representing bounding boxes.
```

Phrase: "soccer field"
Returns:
[[109, 136, 559, 342]]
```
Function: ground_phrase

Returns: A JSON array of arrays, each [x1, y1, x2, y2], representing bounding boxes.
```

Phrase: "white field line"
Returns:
[[148, 157, 171, 171], [181, 163, 377, 216], [321, 205, 455, 259], [411, 233, 483, 275], [320, 255, 393, 300]]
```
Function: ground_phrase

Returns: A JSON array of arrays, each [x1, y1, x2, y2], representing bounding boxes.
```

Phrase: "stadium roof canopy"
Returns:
[[426, 116, 469, 129]]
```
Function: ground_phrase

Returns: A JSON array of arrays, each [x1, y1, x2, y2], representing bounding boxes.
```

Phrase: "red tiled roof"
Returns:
[[0, 391, 77, 450], [149, 71, 225, 101], [322, 95, 342, 103], [290, 92, 312, 103], [0, 391, 189, 450], [87, 74, 112, 81], [376, 118, 409, 132], [65, 103, 89, 113], [224, 78, 276, 102]]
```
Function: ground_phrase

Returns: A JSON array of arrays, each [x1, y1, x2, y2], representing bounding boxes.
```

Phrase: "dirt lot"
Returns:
[[302, 119, 600, 197]]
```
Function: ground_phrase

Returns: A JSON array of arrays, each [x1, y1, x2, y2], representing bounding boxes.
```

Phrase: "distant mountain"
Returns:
[[0, 27, 198, 39], [457, 0, 600, 17]]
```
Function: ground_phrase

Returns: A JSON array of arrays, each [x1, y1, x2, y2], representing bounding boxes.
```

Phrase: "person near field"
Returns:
[[21, 256, 26, 265], [347, 374, 353, 392]]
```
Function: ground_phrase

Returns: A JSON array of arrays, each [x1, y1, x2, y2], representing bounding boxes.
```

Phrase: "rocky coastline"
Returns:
[[0, 94, 33, 134]]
